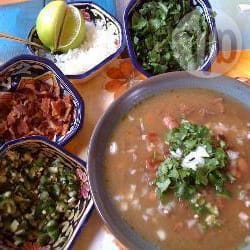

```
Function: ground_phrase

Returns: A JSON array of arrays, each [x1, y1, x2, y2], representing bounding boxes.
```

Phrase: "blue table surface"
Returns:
[[0, 0, 116, 62]]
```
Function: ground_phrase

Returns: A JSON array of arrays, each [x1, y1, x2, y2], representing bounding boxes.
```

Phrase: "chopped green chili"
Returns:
[[0, 149, 81, 247]]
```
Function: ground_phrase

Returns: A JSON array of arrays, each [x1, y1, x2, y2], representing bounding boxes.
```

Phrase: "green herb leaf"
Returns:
[[155, 121, 233, 228]]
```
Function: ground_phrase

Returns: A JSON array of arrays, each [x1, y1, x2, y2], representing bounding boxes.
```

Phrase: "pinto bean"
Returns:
[[179, 104, 195, 115], [229, 166, 241, 179], [211, 97, 224, 104], [145, 159, 158, 171], [148, 190, 156, 201], [163, 116, 179, 129], [146, 132, 159, 143], [238, 158, 249, 173], [173, 222, 184, 232], [189, 228, 203, 240], [216, 197, 225, 209], [217, 102, 225, 113]]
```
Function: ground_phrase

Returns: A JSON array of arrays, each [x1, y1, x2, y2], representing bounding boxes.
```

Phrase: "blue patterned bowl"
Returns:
[[0, 136, 93, 250], [124, 0, 219, 77], [27, 1, 126, 80], [0, 54, 84, 147]]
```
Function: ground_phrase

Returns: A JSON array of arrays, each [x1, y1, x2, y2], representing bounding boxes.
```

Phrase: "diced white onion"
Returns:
[[130, 184, 136, 192], [129, 169, 136, 175], [227, 150, 240, 161], [132, 153, 137, 162], [158, 201, 176, 214], [113, 195, 123, 201], [142, 214, 149, 222], [131, 199, 141, 210], [120, 202, 128, 211], [139, 118, 145, 133], [157, 229, 167, 241], [181, 146, 209, 171], [109, 142, 118, 154], [170, 148, 183, 159], [237, 137, 244, 145], [128, 115, 135, 121], [239, 212, 249, 221], [245, 235, 250, 244], [186, 219, 197, 229], [247, 132, 250, 140], [245, 201, 250, 208], [146, 208, 154, 216]]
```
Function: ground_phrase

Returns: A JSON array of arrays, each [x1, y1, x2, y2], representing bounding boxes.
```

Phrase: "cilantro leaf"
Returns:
[[154, 121, 233, 228]]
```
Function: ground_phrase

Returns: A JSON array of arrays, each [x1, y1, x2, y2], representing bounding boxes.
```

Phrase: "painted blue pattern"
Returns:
[[0, 55, 84, 146]]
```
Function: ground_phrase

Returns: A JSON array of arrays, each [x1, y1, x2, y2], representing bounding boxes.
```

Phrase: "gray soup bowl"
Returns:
[[87, 71, 250, 250]]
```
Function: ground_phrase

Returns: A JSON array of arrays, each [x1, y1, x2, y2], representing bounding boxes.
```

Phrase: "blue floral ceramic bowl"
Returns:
[[124, 0, 219, 77], [27, 1, 126, 80], [0, 54, 84, 147], [0, 136, 93, 250]]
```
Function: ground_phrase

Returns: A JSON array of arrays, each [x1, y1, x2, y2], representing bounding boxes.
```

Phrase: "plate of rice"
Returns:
[[27, 2, 125, 80]]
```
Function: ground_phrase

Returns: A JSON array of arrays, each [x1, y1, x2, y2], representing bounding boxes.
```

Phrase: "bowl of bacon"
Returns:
[[0, 55, 84, 147]]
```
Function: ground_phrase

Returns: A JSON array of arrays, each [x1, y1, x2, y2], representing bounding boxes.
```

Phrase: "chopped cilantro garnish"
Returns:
[[155, 121, 233, 227]]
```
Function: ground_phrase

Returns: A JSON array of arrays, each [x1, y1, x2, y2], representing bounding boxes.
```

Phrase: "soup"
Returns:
[[104, 89, 250, 250]]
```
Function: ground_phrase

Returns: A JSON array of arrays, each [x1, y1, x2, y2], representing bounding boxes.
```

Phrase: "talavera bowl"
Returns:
[[0, 54, 84, 147], [0, 136, 93, 250]]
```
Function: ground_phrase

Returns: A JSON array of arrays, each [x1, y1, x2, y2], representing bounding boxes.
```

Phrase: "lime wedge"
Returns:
[[57, 5, 86, 53], [36, 1, 67, 52], [36, 2, 86, 53]]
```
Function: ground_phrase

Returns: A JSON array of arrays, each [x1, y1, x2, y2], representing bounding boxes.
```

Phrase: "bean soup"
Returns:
[[104, 88, 250, 250]]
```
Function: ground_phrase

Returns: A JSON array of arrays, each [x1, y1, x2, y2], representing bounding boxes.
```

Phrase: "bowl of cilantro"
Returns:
[[124, 0, 219, 77]]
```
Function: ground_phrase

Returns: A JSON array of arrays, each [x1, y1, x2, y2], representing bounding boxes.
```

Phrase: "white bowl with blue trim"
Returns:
[[27, 2, 126, 80]]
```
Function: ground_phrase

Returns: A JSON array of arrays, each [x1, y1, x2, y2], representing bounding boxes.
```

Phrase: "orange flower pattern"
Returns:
[[105, 59, 146, 98]]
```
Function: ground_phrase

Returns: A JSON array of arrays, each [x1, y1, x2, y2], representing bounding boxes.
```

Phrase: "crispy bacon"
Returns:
[[51, 99, 65, 118], [0, 73, 73, 141], [41, 98, 51, 116]]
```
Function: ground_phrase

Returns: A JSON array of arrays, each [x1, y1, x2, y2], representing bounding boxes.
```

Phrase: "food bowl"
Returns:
[[0, 136, 93, 249], [0, 54, 84, 147], [27, 2, 125, 80], [124, 0, 219, 77], [88, 72, 250, 249]]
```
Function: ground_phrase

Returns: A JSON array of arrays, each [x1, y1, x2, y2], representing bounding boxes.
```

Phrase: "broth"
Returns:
[[104, 89, 250, 250]]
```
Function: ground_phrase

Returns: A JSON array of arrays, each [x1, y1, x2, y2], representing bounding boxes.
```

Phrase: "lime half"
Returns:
[[36, 2, 86, 53], [36, 1, 67, 52]]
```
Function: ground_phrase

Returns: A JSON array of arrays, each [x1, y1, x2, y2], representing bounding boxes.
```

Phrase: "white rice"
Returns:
[[46, 20, 119, 75]]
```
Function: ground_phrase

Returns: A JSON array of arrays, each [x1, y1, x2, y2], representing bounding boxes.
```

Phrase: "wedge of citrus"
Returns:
[[36, 1, 86, 53]]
